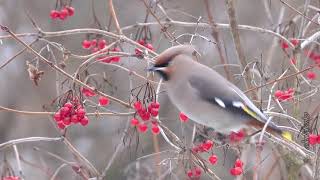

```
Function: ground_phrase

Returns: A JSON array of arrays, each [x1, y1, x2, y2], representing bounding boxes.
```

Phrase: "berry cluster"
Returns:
[[229, 130, 245, 143], [130, 101, 160, 135], [191, 139, 214, 153], [230, 159, 244, 176], [179, 112, 189, 122], [82, 39, 121, 63], [50, 6, 75, 20], [305, 50, 320, 65], [186, 167, 202, 179], [274, 88, 294, 101], [54, 101, 89, 129], [281, 38, 299, 50], [135, 39, 154, 57], [2, 176, 20, 180], [308, 134, 320, 145]]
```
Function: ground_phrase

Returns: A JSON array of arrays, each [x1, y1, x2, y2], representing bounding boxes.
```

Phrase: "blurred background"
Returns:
[[0, 0, 318, 179]]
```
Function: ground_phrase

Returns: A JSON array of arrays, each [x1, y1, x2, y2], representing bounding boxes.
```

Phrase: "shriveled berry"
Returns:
[[179, 112, 188, 122], [99, 96, 109, 106], [208, 155, 218, 165], [80, 116, 89, 126]]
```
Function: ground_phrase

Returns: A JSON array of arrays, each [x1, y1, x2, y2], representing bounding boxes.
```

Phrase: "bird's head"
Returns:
[[148, 45, 197, 81]]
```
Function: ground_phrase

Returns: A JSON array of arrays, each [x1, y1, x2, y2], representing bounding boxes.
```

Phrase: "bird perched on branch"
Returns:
[[148, 45, 291, 140]]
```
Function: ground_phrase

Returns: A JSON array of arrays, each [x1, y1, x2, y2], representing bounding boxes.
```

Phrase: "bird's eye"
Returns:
[[154, 61, 169, 68]]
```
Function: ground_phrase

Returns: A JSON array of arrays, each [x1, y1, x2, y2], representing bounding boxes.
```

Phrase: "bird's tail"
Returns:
[[248, 120, 293, 141]]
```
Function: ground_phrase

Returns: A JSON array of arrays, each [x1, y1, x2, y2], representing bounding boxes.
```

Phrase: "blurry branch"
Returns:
[[0, 137, 63, 149], [0, 104, 135, 116], [62, 138, 100, 176], [13, 145, 24, 179], [0, 25, 131, 108], [108, 0, 122, 34], [203, 0, 232, 81], [33, 147, 76, 166], [0, 39, 37, 70], [279, 0, 319, 26], [225, 0, 254, 98], [49, 163, 67, 180], [244, 63, 318, 93]]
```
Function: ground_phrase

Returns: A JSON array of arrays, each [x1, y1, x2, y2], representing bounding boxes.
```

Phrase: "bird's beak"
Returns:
[[146, 66, 166, 72]]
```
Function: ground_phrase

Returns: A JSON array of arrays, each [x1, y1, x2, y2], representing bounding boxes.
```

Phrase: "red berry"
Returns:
[[63, 117, 71, 125], [281, 41, 289, 49], [234, 159, 244, 168], [149, 108, 159, 117], [66, 6, 75, 16], [82, 40, 91, 49], [91, 39, 97, 47], [309, 134, 318, 145], [194, 167, 202, 177], [274, 90, 283, 98], [54, 112, 62, 122], [306, 71, 316, 80], [98, 39, 106, 49], [138, 123, 148, 133], [150, 102, 160, 109], [151, 125, 160, 135], [141, 111, 150, 121], [145, 43, 154, 50], [230, 167, 243, 176], [60, 107, 70, 116], [111, 56, 121, 63], [80, 116, 89, 126], [209, 154, 218, 165], [71, 115, 79, 123], [64, 102, 73, 109], [57, 121, 66, 129], [186, 169, 193, 178], [134, 101, 142, 110], [82, 87, 96, 97], [76, 108, 86, 118], [290, 39, 299, 46], [202, 140, 214, 151], [179, 112, 188, 122], [130, 118, 139, 126], [50, 10, 60, 19], [99, 96, 109, 106], [137, 39, 145, 45], [59, 8, 69, 20]]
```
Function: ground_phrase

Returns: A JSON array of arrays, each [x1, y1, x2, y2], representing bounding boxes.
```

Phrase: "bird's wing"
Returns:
[[188, 72, 280, 130]]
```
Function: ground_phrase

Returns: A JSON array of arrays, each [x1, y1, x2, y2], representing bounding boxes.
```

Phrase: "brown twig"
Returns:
[[204, 0, 232, 81], [108, 0, 122, 34]]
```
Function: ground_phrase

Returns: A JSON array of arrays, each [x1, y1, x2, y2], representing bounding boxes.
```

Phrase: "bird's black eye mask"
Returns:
[[154, 62, 169, 68]]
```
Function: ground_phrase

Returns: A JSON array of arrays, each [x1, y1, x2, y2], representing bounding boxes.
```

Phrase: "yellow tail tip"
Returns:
[[282, 131, 293, 141]]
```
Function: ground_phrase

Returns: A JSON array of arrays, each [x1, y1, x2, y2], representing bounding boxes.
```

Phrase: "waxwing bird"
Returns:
[[149, 45, 291, 139]]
